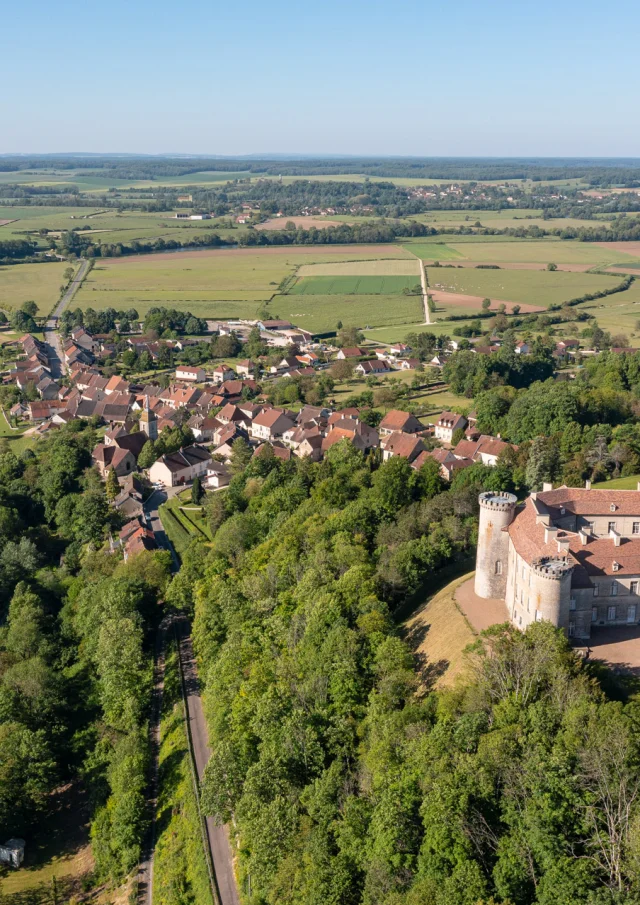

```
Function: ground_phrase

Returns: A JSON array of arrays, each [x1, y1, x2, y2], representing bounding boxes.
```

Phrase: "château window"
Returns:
[[593, 585, 600, 597], [628, 605, 637, 624], [631, 581, 639, 595], [570, 598, 576, 611], [608, 605, 617, 621], [612, 582, 618, 596], [608, 521, 616, 533], [634, 523, 640, 535], [591, 606, 598, 623], [495, 561, 502, 575]]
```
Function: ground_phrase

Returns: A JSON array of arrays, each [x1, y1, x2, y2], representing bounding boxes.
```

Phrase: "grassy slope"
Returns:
[[593, 474, 640, 490]]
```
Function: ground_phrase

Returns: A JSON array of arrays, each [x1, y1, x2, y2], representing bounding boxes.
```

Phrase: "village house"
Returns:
[[379, 409, 424, 437], [322, 419, 379, 453], [381, 432, 426, 463], [92, 443, 137, 478], [453, 435, 515, 467], [354, 359, 390, 376], [434, 411, 468, 444], [212, 365, 236, 385], [336, 347, 367, 360], [148, 444, 212, 487], [204, 460, 231, 490], [175, 365, 206, 383], [250, 408, 296, 442], [236, 360, 258, 379]]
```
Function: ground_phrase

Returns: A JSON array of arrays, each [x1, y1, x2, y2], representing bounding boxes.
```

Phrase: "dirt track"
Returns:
[[429, 289, 545, 314]]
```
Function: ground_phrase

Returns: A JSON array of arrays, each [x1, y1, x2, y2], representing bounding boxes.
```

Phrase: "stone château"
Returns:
[[475, 484, 640, 639]]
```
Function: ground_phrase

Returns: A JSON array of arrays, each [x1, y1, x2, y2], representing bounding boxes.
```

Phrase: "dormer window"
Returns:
[[560, 507, 565, 515], [613, 562, 620, 572], [610, 504, 617, 512]]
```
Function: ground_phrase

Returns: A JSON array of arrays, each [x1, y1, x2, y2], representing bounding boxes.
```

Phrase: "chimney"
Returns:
[[586, 479, 591, 491], [557, 537, 571, 555], [579, 530, 589, 545], [544, 525, 558, 544], [542, 482, 553, 492], [611, 529, 621, 547]]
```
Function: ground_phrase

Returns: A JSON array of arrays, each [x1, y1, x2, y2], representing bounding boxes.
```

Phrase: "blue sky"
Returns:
[[3, 0, 639, 156]]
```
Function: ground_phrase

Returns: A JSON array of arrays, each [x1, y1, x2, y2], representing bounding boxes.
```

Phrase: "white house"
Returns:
[[434, 412, 468, 444], [148, 445, 212, 487], [176, 366, 205, 382], [250, 409, 296, 442]]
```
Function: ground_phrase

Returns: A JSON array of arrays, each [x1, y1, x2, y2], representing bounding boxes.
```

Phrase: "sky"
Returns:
[[3, 0, 640, 157]]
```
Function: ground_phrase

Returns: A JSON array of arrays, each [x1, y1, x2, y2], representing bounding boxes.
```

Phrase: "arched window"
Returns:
[[495, 561, 502, 575]]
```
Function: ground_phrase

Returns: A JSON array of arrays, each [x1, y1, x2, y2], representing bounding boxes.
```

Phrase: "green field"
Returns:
[[0, 261, 72, 314], [272, 292, 423, 333], [579, 278, 640, 335], [363, 321, 463, 342], [289, 274, 421, 295], [444, 238, 639, 265], [402, 242, 464, 261], [427, 267, 621, 308]]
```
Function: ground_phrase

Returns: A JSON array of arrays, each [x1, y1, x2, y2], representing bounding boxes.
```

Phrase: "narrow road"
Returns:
[[419, 259, 432, 325], [53, 258, 90, 318], [43, 259, 91, 378], [144, 487, 181, 572], [176, 618, 240, 905], [138, 618, 171, 905]]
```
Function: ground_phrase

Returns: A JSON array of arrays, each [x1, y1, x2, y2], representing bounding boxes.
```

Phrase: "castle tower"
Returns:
[[140, 395, 158, 442], [530, 557, 574, 630], [475, 491, 517, 599]]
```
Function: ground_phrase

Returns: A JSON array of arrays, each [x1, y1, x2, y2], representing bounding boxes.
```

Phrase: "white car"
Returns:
[[152, 482, 165, 490]]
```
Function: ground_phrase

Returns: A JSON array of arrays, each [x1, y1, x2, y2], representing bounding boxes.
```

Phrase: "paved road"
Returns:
[[43, 259, 91, 378], [176, 618, 240, 905], [53, 258, 90, 318]]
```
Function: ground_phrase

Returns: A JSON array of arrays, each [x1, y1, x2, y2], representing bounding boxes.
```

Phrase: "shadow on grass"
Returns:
[[393, 554, 476, 624]]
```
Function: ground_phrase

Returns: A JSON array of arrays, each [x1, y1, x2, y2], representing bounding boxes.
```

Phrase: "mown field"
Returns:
[[289, 274, 421, 295], [73, 245, 415, 317], [426, 238, 640, 266], [426, 267, 621, 308], [0, 261, 71, 314], [273, 292, 423, 333], [578, 277, 640, 336], [297, 259, 418, 276]]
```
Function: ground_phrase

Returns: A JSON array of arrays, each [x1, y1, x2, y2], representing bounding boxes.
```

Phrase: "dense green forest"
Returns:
[[0, 424, 171, 884], [163, 438, 640, 905]]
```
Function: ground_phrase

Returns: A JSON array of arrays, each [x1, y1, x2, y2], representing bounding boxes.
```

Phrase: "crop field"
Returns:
[[401, 242, 463, 260], [444, 239, 640, 266], [426, 267, 620, 309], [297, 259, 418, 276], [0, 261, 71, 314], [73, 245, 415, 317], [289, 275, 421, 295], [579, 278, 640, 335], [271, 292, 423, 333]]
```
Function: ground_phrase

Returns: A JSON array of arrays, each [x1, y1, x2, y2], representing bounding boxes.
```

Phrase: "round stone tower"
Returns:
[[475, 491, 517, 599], [530, 557, 574, 629]]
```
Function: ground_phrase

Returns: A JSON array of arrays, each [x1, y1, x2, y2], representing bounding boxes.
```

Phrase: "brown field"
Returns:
[[0, 219, 18, 227], [106, 244, 413, 264], [430, 289, 545, 314], [595, 241, 640, 257], [258, 216, 344, 230]]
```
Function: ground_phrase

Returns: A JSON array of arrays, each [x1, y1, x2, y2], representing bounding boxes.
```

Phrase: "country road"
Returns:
[[176, 618, 240, 905], [43, 259, 91, 378], [419, 259, 431, 324]]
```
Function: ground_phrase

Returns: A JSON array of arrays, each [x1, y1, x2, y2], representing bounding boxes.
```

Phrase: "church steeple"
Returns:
[[140, 394, 158, 441]]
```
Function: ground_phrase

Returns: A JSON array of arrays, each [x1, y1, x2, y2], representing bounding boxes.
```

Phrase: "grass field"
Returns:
[[297, 259, 418, 276], [0, 261, 71, 314], [579, 278, 640, 335], [273, 292, 423, 332], [363, 321, 468, 342], [402, 569, 477, 690], [444, 239, 640, 265], [289, 274, 421, 295], [402, 242, 464, 260], [593, 474, 640, 490], [426, 267, 620, 308]]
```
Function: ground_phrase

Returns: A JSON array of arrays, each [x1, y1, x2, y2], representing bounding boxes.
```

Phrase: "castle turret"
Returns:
[[530, 557, 574, 630], [475, 491, 517, 599], [140, 395, 158, 442]]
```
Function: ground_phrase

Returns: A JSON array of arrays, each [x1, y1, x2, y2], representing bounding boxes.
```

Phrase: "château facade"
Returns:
[[475, 484, 640, 639]]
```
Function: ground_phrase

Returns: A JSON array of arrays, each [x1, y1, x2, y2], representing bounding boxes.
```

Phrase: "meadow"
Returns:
[[578, 278, 640, 336], [440, 238, 640, 266], [289, 275, 421, 295], [426, 268, 621, 309], [73, 245, 415, 317], [272, 292, 423, 333], [0, 261, 72, 314], [297, 259, 418, 276]]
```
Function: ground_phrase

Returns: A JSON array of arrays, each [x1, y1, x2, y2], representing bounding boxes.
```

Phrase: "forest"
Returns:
[[162, 437, 640, 905]]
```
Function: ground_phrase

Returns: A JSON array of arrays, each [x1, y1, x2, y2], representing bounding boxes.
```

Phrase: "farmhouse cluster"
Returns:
[[475, 485, 640, 638]]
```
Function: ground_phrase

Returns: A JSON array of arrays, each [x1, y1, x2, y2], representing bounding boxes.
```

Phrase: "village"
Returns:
[[2, 315, 532, 561]]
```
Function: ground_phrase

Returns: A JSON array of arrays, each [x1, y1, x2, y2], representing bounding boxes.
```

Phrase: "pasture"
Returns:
[[289, 275, 421, 295], [73, 245, 415, 318], [401, 242, 463, 261], [0, 261, 71, 314], [272, 292, 423, 333], [297, 259, 418, 276], [426, 267, 620, 309], [579, 278, 640, 336], [444, 238, 640, 266]]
